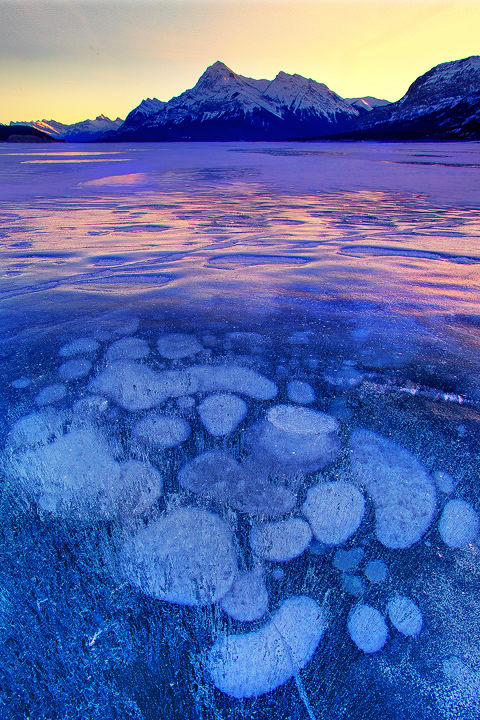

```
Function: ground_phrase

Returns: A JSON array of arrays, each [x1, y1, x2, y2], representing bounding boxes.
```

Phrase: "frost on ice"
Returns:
[[207, 596, 327, 697], [349, 429, 436, 549]]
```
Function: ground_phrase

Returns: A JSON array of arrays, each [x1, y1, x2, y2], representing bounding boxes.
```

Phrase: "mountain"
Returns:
[[345, 96, 391, 115], [9, 115, 123, 142], [108, 61, 360, 141], [0, 124, 62, 143], [336, 56, 480, 140]]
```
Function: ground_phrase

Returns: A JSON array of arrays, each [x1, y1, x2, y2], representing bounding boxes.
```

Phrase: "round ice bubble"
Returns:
[[157, 332, 203, 359], [364, 559, 388, 583], [197, 393, 247, 436], [439, 499, 479, 548], [348, 604, 388, 653], [59, 337, 99, 357], [250, 518, 312, 562], [58, 357, 92, 381], [35, 383, 67, 406], [286, 380, 315, 404], [303, 481, 365, 545], [387, 595, 422, 636], [133, 413, 191, 449]]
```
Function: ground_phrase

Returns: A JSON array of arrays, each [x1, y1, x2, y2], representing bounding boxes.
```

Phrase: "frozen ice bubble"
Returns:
[[88, 361, 196, 411], [348, 604, 388, 653], [58, 357, 92, 381], [105, 336, 150, 362], [350, 430, 436, 549], [220, 566, 268, 622], [364, 559, 388, 583], [35, 383, 67, 406], [207, 595, 327, 698], [439, 499, 479, 548], [10, 426, 162, 521], [133, 413, 191, 449], [119, 507, 236, 606], [433, 470, 457, 495], [176, 395, 195, 410], [272, 567, 284, 580], [303, 481, 365, 546], [157, 333, 203, 360], [245, 405, 340, 475], [333, 547, 365, 572], [324, 364, 364, 388], [286, 380, 315, 404], [250, 518, 312, 562], [59, 337, 99, 357], [178, 449, 296, 517], [341, 573, 365, 596], [189, 364, 277, 400], [387, 595, 422, 636], [197, 393, 247, 436], [7, 409, 65, 448], [11, 377, 31, 389]]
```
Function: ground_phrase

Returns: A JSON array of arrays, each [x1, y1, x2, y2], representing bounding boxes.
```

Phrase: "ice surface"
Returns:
[[350, 430, 436, 549], [2, 141, 480, 720], [119, 507, 236, 605], [302, 481, 365, 545], [207, 595, 327, 697], [250, 518, 312, 562]]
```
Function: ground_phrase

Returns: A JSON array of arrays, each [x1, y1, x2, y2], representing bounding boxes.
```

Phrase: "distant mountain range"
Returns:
[[8, 114, 123, 142], [3, 56, 479, 143]]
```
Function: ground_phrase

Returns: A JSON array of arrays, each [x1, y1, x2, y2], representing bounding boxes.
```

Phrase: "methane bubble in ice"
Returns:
[[220, 565, 268, 622], [59, 337, 100, 357], [433, 470, 457, 495], [387, 595, 422, 636], [347, 604, 388, 653], [197, 393, 247, 436], [105, 336, 150, 362], [58, 357, 92, 381], [157, 333, 203, 360], [9, 426, 162, 521], [333, 547, 365, 572], [178, 449, 296, 517], [286, 380, 315, 404], [364, 559, 388, 583], [88, 361, 197, 411], [439, 499, 479, 548], [34, 383, 67, 406], [133, 413, 191, 449], [350, 430, 436, 549], [250, 518, 312, 562], [302, 481, 365, 545], [11, 377, 31, 389], [207, 595, 327, 698], [119, 507, 236, 606], [8, 409, 65, 448], [188, 364, 277, 400], [245, 405, 340, 475]]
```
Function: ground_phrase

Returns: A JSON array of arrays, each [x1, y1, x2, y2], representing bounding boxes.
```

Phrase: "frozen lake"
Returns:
[[1, 141, 480, 719]]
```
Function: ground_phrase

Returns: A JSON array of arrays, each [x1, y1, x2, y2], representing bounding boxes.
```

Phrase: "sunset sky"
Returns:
[[1, 0, 480, 125]]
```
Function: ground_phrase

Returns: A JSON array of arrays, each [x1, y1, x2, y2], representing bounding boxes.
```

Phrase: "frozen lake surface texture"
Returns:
[[1, 141, 480, 720]]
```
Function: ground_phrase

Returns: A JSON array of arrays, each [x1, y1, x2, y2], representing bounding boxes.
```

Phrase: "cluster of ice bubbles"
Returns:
[[4, 318, 480, 709]]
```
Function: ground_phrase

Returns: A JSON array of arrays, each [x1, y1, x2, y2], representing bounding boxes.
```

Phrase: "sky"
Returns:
[[1, 0, 480, 125]]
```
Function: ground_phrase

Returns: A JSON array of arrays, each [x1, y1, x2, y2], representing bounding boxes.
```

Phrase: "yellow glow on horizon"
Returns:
[[1, 1, 479, 125]]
